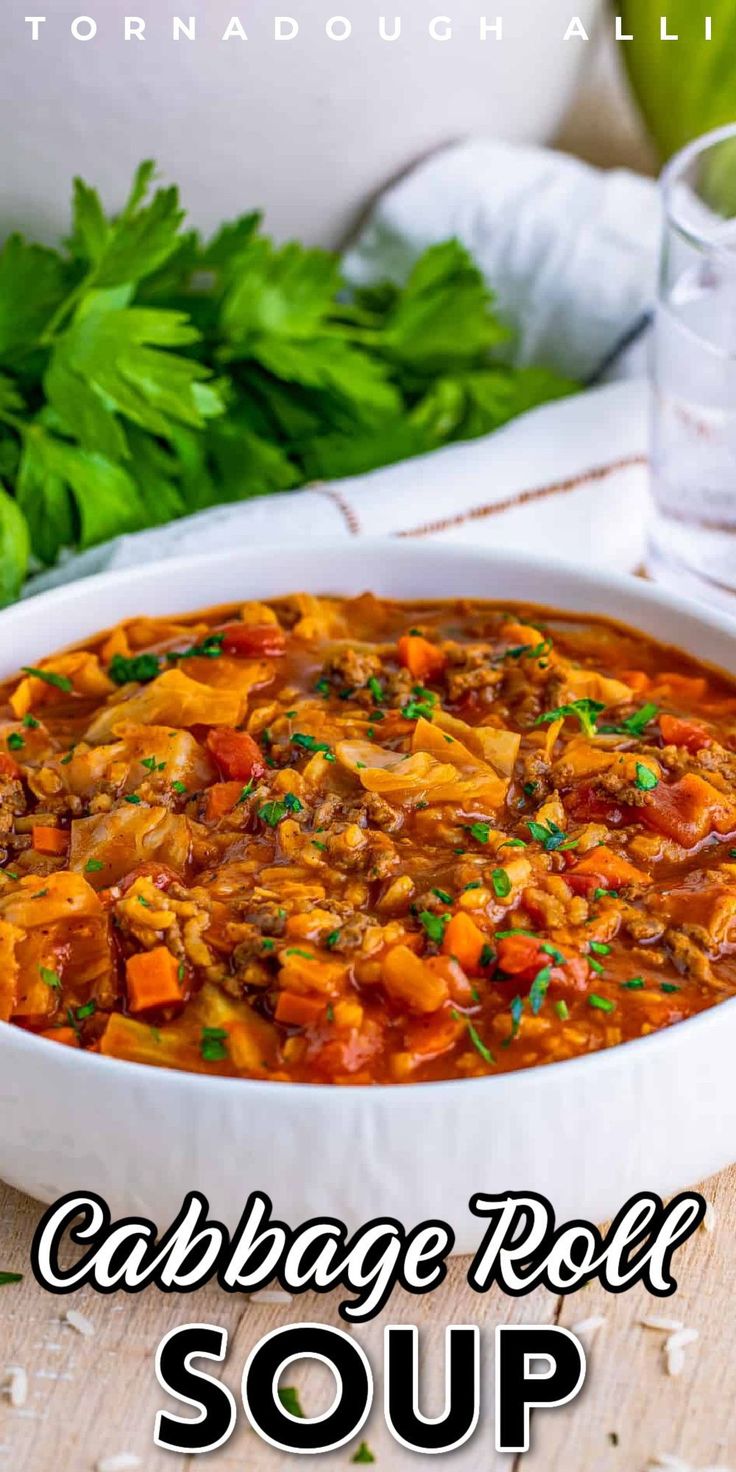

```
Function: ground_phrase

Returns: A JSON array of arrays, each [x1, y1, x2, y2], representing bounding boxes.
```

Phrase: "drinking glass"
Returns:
[[649, 122, 736, 608]]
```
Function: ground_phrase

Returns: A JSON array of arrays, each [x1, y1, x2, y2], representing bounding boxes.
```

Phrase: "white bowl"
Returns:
[[1, 540, 734, 1249]]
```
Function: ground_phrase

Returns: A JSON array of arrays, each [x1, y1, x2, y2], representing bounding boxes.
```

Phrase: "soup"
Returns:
[[1, 592, 735, 1084]]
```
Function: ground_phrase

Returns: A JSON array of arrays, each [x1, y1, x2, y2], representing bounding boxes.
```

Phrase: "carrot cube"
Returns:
[[125, 946, 183, 1013]]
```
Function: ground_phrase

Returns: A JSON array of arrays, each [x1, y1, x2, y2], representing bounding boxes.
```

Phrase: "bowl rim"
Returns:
[[3, 535, 736, 1103]]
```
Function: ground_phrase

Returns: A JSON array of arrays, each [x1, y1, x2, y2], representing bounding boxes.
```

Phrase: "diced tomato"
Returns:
[[496, 933, 546, 979], [397, 634, 447, 681], [118, 863, 179, 894], [0, 753, 21, 780], [206, 727, 266, 782], [567, 784, 627, 826], [547, 955, 590, 999], [659, 713, 712, 753], [638, 773, 736, 846], [221, 624, 286, 658]]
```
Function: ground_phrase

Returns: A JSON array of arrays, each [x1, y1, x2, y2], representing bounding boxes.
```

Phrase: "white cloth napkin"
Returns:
[[25, 143, 660, 600]]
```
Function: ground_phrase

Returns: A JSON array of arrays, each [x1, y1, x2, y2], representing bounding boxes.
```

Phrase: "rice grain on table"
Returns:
[[249, 1290, 294, 1305], [641, 1317, 685, 1334], [64, 1308, 95, 1338], [3, 1365, 28, 1408], [96, 1456, 142, 1472], [570, 1315, 606, 1339], [664, 1327, 698, 1378]]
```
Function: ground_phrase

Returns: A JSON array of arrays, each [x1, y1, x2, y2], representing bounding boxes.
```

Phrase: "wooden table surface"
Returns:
[[0, 1166, 733, 1472]]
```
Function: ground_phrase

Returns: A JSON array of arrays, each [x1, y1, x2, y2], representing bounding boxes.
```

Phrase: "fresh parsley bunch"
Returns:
[[0, 162, 575, 604]]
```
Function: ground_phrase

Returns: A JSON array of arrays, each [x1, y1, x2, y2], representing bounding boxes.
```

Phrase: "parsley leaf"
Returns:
[[535, 699, 605, 738]]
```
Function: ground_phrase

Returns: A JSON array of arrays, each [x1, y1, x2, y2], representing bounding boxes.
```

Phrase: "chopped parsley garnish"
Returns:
[[285, 948, 315, 960], [200, 1026, 229, 1062], [540, 942, 565, 965], [432, 887, 453, 904], [352, 1443, 376, 1464], [589, 940, 611, 955], [555, 999, 569, 1021], [21, 666, 73, 693], [84, 858, 104, 873], [171, 633, 224, 661], [504, 638, 552, 661], [39, 966, 61, 990], [419, 910, 450, 944], [260, 939, 275, 953], [178, 962, 186, 983], [141, 755, 166, 773], [491, 868, 511, 899], [236, 781, 254, 804], [6, 732, 24, 750], [124, 793, 142, 805], [171, 780, 188, 795], [278, 1387, 304, 1419], [22, 714, 39, 729], [535, 698, 605, 738], [588, 956, 605, 975], [325, 930, 341, 949], [621, 977, 645, 990], [400, 700, 432, 724], [452, 1010, 494, 1065], [496, 927, 537, 939], [75, 1001, 97, 1021], [259, 793, 303, 826], [507, 994, 524, 1041], [661, 982, 681, 994], [108, 652, 161, 685], [600, 702, 659, 738], [315, 678, 331, 698], [479, 944, 495, 968], [635, 763, 658, 791], [528, 965, 552, 1015], [60, 749, 75, 765], [292, 733, 335, 761], [527, 819, 576, 852], [589, 994, 616, 1013], [368, 677, 384, 705], [311, 840, 327, 852], [593, 887, 618, 900], [0, 1272, 23, 1287], [463, 822, 490, 845], [499, 836, 527, 849]]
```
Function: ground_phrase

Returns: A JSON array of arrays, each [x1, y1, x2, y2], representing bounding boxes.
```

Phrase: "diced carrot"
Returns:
[[442, 912, 487, 973], [32, 825, 69, 856], [653, 672, 708, 701], [125, 946, 183, 1013], [382, 945, 449, 1013], [619, 669, 651, 693], [0, 754, 21, 780], [204, 780, 244, 822], [221, 624, 286, 658], [500, 621, 545, 648], [496, 933, 546, 977], [397, 634, 447, 682], [39, 1026, 80, 1048], [275, 992, 326, 1027], [206, 728, 265, 781], [572, 844, 651, 888], [659, 713, 711, 753]]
